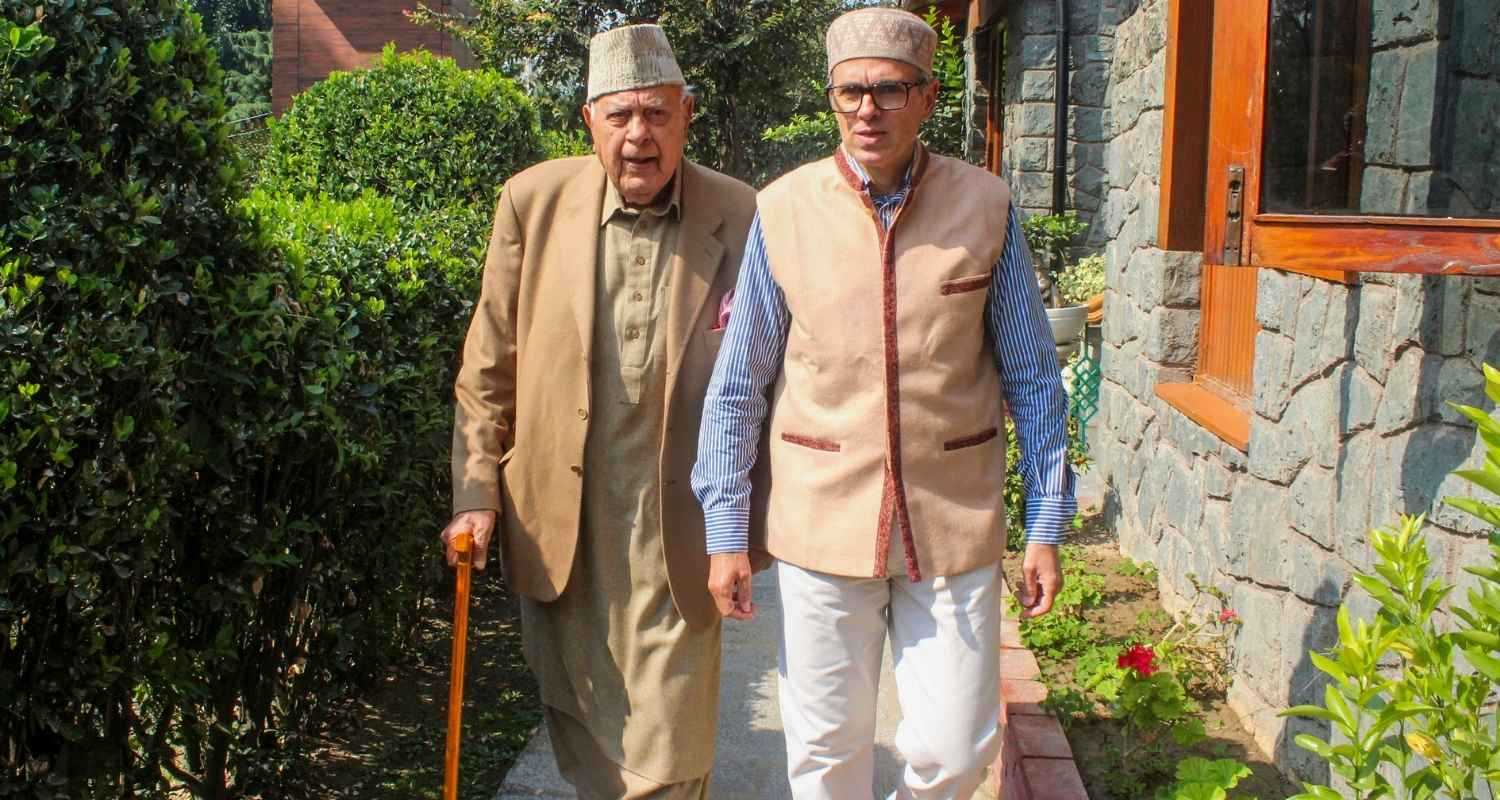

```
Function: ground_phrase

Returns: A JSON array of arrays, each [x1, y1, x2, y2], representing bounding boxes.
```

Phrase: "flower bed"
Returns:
[[1011, 522, 1301, 800]]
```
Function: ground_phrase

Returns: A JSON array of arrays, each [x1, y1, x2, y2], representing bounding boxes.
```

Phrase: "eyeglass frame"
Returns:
[[823, 78, 932, 113]]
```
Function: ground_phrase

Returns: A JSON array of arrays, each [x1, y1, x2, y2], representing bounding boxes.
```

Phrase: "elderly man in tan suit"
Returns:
[[440, 25, 758, 799]]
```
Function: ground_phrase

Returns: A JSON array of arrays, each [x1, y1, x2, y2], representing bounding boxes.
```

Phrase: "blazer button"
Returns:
[[570, 464, 583, 475], [577, 408, 589, 420]]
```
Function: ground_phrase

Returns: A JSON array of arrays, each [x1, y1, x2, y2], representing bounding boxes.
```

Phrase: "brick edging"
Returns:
[[988, 618, 1089, 800]]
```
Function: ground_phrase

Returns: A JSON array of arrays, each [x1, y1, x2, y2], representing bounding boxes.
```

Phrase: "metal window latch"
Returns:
[[1223, 165, 1244, 266]]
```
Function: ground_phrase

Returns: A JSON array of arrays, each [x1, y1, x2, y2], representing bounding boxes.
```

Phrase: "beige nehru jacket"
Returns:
[[757, 148, 1012, 581]]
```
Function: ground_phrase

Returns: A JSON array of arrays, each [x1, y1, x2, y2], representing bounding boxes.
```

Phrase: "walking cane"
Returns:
[[443, 532, 474, 800]]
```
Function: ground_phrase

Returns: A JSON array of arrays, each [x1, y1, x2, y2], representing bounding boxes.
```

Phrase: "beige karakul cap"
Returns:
[[825, 7, 937, 78], [586, 24, 686, 102]]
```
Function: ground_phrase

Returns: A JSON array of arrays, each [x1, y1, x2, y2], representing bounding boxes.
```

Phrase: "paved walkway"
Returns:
[[493, 565, 931, 799]]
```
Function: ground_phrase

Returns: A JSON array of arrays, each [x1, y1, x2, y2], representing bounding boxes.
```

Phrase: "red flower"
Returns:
[[1219, 608, 1240, 624], [1117, 644, 1158, 677]]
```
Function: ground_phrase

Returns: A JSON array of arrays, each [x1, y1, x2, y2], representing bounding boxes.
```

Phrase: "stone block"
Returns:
[[1017, 101, 1057, 138], [1110, 71, 1150, 135], [1374, 348, 1442, 433], [1354, 283, 1396, 381], [1071, 62, 1111, 107], [1381, 423, 1480, 522], [1372, 0, 1443, 47], [1436, 355, 1484, 426], [1100, 0, 1140, 27], [1068, 106, 1110, 144], [1281, 599, 1340, 703], [1020, 1, 1058, 34], [1250, 379, 1332, 485], [1289, 465, 1335, 548], [1391, 274, 1443, 351], [1021, 69, 1056, 103], [1017, 137, 1050, 171], [1167, 400, 1222, 460], [1335, 431, 1379, 571], [1135, 105, 1165, 180], [1397, 43, 1442, 167], [1203, 458, 1236, 499], [1075, 31, 1116, 63], [1465, 286, 1500, 368], [1099, 187, 1135, 239], [1290, 283, 1354, 382], [1231, 583, 1286, 702], [1337, 362, 1382, 436], [1070, 165, 1109, 200], [1252, 331, 1295, 423], [1227, 477, 1289, 577], [1143, 306, 1199, 365], [1364, 50, 1405, 163], [1254, 267, 1296, 333], [1164, 458, 1205, 535], [1012, 170, 1055, 210], [1448, 78, 1499, 211], [1404, 170, 1435, 216], [1247, 522, 1291, 589], [1429, 450, 1492, 536], [1360, 167, 1408, 215], [1290, 533, 1349, 607], [1021, 34, 1057, 69], [1433, 276, 1471, 357]]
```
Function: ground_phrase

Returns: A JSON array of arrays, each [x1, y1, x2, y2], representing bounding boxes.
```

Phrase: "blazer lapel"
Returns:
[[558, 159, 606, 370], [664, 162, 726, 406]]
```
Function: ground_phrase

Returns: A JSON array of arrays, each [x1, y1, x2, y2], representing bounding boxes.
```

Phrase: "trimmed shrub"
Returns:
[[260, 46, 543, 210], [3, 3, 487, 795]]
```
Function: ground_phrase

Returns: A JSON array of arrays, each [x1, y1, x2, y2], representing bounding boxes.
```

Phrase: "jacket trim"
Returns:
[[780, 432, 842, 452], [834, 147, 930, 582], [940, 274, 991, 295], [944, 427, 999, 451]]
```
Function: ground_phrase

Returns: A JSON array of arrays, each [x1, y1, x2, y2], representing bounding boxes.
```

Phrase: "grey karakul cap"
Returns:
[[586, 24, 686, 102], [825, 7, 937, 77]]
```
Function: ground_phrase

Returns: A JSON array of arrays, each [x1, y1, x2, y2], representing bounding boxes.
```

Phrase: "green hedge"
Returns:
[[2, 2, 488, 795], [260, 46, 543, 210]]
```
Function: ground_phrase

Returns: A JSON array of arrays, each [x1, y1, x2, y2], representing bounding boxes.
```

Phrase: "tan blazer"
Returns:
[[451, 156, 764, 628]]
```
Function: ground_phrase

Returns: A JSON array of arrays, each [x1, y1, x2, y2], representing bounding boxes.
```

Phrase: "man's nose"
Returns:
[[626, 112, 652, 142], [856, 93, 881, 121]]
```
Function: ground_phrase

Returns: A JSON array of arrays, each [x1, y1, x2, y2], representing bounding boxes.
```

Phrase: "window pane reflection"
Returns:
[[1262, 0, 1500, 219]]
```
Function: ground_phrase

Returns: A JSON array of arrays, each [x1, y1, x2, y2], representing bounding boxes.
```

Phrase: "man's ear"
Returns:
[[923, 81, 939, 118], [683, 93, 696, 125], [580, 101, 594, 129]]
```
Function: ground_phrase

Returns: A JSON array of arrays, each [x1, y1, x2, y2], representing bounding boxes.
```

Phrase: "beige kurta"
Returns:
[[520, 174, 721, 788]]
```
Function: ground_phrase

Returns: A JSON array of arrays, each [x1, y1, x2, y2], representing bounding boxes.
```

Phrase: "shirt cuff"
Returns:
[[1023, 494, 1078, 545], [704, 507, 751, 554]]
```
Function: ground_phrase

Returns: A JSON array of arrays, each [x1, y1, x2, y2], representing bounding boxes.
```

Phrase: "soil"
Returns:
[[1026, 517, 1303, 800], [282, 567, 542, 799]]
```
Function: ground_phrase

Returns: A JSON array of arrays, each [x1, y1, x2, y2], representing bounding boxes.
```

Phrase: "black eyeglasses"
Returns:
[[825, 80, 926, 113]]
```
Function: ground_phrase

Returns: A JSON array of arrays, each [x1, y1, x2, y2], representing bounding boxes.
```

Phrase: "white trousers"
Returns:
[[776, 560, 1004, 800]]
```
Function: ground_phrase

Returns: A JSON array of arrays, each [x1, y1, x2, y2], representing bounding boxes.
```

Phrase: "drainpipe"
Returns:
[[1050, 0, 1070, 305]]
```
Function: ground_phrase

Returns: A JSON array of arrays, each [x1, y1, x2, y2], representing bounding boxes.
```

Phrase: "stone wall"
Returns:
[[1088, 0, 1500, 788], [999, 0, 1133, 226]]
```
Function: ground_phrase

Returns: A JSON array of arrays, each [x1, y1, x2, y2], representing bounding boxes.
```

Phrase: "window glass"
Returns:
[[1262, 0, 1500, 218]]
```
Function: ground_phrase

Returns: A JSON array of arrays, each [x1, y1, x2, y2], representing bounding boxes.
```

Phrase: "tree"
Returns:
[[412, 0, 861, 184], [191, 0, 272, 122]]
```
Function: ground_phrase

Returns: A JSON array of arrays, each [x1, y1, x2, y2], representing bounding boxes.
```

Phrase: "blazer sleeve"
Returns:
[[451, 187, 524, 514]]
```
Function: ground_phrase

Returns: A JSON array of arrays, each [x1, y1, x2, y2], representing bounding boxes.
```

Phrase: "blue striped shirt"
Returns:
[[691, 155, 1077, 555]]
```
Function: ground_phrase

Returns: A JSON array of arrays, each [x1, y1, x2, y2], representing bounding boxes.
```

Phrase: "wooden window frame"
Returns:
[[1209, 0, 1500, 277]]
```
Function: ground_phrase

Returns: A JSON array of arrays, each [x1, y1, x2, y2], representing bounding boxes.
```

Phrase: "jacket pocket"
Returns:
[[940, 274, 991, 296], [780, 432, 841, 452], [943, 427, 998, 451]]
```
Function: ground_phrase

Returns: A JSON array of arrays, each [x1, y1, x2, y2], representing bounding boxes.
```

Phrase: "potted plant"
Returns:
[[1022, 211, 1092, 361], [1057, 253, 1106, 324]]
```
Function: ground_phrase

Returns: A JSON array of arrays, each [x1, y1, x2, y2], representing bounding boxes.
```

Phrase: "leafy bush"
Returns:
[[2, 4, 486, 794], [1022, 210, 1089, 304], [260, 46, 543, 210], [1282, 362, 1500, 800], [1057, 253, 1106, 306]]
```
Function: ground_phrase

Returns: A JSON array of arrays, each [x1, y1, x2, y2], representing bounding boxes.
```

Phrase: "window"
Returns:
[[1205, 0, 1500, 276], [1157, 0, 1500, 450]]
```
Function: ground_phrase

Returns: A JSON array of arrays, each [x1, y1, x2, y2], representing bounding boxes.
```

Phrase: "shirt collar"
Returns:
[[601, 168, 683, 226], [839, 143, 920, 200]]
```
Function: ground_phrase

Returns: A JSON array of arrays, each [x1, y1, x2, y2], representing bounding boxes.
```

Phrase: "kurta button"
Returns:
[[577, 408, 589, 420], [635, 256, 646, 265], [570, 464, 583, 475]]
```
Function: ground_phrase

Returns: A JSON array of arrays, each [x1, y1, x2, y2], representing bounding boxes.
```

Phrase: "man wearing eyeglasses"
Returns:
[[691, 7, 1075, 799]]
